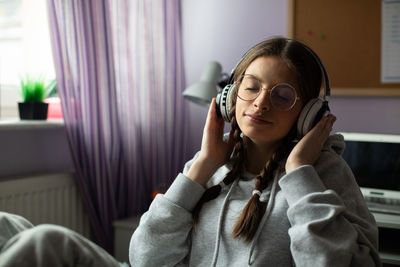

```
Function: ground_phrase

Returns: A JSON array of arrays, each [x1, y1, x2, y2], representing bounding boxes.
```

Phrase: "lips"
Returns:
[[245, 113, 272, 125]]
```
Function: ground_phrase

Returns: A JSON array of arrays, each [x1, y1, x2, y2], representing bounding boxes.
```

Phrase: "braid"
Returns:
[[192, 106, 245, 224], [192, 99, 297, 240], [231, 171, 268, 242], [232, 128, 297, 242]]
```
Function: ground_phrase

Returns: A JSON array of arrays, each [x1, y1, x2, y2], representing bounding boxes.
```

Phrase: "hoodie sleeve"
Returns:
[[129, 154, 205, 267], [279, 149, 381, 267]]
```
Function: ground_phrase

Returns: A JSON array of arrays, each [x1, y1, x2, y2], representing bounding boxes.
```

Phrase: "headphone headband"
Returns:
[[297, 41, 330, 100]]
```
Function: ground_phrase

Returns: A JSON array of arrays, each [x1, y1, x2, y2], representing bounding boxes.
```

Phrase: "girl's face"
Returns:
[[235, 56, 303, 146]]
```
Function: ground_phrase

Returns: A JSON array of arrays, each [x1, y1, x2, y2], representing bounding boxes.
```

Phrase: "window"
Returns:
[[0, 0, 56, 119]]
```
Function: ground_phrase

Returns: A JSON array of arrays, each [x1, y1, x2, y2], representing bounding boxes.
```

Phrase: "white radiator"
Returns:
[[0, 172, 90, 238]]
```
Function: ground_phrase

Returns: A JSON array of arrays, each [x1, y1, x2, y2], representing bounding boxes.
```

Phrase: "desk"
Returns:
[[372, 212, 400, 265]]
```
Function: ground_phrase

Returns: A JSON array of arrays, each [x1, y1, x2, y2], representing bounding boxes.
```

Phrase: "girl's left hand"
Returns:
[[285, 114, 336, 174]]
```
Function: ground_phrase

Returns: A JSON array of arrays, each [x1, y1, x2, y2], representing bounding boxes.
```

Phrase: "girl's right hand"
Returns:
[[186, 98, 235, 187]]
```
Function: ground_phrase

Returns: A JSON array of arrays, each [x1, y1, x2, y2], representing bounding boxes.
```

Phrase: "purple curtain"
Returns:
[[47, 0, 188, 253]]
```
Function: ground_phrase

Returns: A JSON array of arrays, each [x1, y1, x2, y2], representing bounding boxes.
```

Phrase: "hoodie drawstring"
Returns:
[[210, 179, 239, 267], [248, 174, 279, 265]]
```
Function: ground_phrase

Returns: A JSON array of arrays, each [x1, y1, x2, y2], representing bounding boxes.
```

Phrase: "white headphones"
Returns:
[[216, 39, 330, 138]]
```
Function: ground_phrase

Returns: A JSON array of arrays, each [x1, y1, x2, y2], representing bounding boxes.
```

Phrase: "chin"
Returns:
[[243, 130, 283, 145]]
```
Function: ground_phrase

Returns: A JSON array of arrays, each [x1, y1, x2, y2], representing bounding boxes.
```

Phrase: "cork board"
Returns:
[[287, 0, 400, 96]]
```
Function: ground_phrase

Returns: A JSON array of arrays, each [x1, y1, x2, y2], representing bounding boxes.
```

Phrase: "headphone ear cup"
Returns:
[[216, 83, 236, 122], [297, 98, 330, 137]]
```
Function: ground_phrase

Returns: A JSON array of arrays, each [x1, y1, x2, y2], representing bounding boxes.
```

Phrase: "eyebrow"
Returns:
[[242, 73, 282, 87], [242, 73, 300, 94]]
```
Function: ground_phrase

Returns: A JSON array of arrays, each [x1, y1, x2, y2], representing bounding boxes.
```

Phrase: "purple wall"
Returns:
[[182, 0, 400, 156], [0, 123, 74, 179], [329, 96, 400, 134]]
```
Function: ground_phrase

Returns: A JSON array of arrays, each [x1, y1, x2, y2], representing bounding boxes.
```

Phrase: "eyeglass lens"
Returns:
[[237, 76, 297, 110]]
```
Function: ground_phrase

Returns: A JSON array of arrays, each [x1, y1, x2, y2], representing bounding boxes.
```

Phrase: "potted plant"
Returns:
[[18, 75, 51, 120]]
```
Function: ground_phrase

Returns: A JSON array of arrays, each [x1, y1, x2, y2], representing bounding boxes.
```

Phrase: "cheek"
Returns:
[[292, 102, 303, 121], [235, 100, 241, 118]]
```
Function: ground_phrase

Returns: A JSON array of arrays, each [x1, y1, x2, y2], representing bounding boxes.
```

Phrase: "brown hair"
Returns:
[[193, 37, 322, 241]]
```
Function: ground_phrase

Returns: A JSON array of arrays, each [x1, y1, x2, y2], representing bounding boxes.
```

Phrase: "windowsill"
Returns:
[[0, 119, 64, 131]]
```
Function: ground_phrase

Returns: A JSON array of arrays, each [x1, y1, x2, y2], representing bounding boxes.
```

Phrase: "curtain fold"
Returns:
[[47, 0, 188, 253], [109, 0, 188, 215]]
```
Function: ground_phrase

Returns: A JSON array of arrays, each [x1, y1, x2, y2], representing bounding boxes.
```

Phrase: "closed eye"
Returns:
[[245, 87, 259, 91], [276, 94, 290, 102]]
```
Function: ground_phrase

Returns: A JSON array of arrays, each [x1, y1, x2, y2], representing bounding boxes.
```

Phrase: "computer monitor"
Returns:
[[339, 132, 400, 201]]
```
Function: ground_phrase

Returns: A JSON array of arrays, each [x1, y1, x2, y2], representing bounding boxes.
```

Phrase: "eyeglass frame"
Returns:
[[234, 74, 301, 111]]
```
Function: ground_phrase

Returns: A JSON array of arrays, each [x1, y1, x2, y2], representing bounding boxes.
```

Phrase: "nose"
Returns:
[[253, 89, 271, 111]]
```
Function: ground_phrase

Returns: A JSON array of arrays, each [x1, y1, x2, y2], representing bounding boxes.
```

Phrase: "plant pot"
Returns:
[[18, 102, 49, 120]]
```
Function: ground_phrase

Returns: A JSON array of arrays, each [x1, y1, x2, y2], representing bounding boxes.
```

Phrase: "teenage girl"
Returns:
[[129, 37, 381, 267]]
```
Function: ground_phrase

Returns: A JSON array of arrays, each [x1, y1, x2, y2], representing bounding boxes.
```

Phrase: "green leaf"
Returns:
[[19, 75, 52, 102]]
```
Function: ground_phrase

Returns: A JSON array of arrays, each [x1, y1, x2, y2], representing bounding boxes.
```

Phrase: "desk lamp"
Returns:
[[183, 61, 228, 106]]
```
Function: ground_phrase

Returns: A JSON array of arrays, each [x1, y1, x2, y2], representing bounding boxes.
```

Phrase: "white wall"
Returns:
[[182, 0, 400, 156]]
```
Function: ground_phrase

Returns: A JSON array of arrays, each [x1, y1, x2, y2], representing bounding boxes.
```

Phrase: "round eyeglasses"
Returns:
[[236, 74, 300, 111]]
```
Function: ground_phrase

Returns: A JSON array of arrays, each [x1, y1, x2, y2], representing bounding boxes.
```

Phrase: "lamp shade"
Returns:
[[183, 61, 222, 106]]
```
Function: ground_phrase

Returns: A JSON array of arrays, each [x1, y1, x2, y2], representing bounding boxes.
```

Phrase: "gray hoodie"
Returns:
[[129, 134, 381, 266]]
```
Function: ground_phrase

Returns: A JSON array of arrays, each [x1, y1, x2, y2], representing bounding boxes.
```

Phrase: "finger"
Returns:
[[209, 97, 216, 110], [308, 115, 329, 137], [209, 98, 224, 124], [204, 99, 224, 138], [205, 99, 218, 123], [324, 114, 336, 130], [206, 98, 216, 119], [208, 98, 218, 115], [305, 115, 332, 144], [320, 114, 336, 139], [316, 114, 335, 132], [328, 115, 337, 132]]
